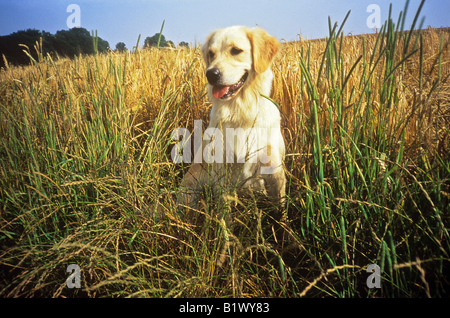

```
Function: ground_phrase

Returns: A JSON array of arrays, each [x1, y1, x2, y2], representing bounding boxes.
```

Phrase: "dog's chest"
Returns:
[[210, 104, 256, 127]]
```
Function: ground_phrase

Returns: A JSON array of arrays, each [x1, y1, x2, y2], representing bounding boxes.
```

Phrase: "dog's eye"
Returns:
[[230, 47, 243, 56], [208, 50, 215, 60]]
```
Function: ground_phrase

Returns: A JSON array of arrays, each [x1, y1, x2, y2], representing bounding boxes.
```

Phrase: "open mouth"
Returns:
[[212, 72, 248, 99]]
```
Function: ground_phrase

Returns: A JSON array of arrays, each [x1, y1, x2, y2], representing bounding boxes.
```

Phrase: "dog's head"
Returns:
[[201, 26, 280, 100]]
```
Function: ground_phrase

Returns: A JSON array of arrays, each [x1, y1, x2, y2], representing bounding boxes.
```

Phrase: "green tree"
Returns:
[[0, 27, 109, 68], [55, 28, 94, 57], [144, 33, 167, 48], [178, 41, 189, 48], [0, 29, 42, 66], [115, 42, 127, 52], [96, 36, 110, 53]]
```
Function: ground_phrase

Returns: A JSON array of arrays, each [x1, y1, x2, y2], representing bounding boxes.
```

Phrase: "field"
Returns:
[[0, 10, 449, 297]]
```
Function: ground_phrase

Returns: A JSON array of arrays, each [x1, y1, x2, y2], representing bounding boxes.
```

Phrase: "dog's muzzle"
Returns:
[[206, 68, 249, 99]]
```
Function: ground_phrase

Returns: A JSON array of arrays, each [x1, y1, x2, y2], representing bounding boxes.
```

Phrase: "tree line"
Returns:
[[1, 27, 190, 68], [0, 28, 109, 68], [115, 33, 189, 52]]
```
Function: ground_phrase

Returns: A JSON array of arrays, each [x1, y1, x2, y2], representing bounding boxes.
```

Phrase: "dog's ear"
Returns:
[[201, 32, 215, 65], [247, 28, 280, 73]]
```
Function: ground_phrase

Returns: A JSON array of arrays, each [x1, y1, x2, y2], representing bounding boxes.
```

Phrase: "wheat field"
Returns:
[[0, 9, 449, 298]]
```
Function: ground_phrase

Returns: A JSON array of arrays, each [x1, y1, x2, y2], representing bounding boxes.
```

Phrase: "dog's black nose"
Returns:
[[206, 68, 221, 85]]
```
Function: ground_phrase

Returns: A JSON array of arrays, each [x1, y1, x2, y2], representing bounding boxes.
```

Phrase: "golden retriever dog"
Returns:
[[177, 26, 286, 210]]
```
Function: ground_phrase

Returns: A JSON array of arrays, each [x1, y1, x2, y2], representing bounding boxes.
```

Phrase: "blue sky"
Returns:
[[0, 0, 448, 50]]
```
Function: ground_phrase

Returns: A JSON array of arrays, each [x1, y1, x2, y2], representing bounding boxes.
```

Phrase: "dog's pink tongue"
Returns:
[[212, 85, 230, 99]]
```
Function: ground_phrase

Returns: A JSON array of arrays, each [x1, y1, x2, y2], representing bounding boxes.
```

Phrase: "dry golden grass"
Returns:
[[2, 27, 447, 160], [0, 23, 449, 298]]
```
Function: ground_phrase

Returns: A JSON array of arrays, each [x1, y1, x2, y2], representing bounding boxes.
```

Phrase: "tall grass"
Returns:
[[0, 2, 449, 297]]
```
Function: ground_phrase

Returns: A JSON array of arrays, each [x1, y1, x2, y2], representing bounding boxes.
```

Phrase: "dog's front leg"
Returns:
[[262, 165, 286, 201], [260, 151, 287, 221], [177, 163, 208, 209]]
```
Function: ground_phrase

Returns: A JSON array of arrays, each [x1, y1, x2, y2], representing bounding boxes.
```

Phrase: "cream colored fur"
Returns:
[[178, 26, 286, 208]]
